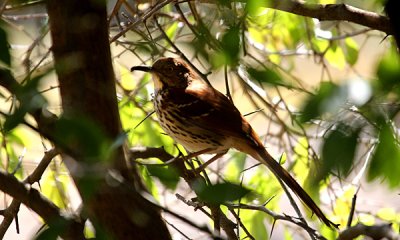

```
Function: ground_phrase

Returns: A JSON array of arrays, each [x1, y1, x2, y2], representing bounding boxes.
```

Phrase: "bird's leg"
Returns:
[[184, 148, 216, 159], [179, 147, 217, 171], [181, 148, 227, 173], [163, 147, 215, 166], [194, 151, 227, 173]]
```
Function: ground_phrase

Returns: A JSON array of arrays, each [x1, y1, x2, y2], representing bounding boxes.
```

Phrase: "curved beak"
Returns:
[[131, 65, 163, 90], [130, 65, 153, 72]]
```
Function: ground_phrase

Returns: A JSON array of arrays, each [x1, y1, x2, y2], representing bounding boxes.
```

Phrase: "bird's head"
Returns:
[[131, 57, 193, 90]]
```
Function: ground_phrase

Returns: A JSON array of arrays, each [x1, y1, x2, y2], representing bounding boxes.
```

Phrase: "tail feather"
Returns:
[[253, 147, 337, 228]]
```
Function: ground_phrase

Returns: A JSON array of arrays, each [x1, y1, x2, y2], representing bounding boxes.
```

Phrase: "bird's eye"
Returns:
[[168, 67, 174, 72]]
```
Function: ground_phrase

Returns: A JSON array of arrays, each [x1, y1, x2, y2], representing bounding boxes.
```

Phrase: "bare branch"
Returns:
[[129, 146, 238, 239], [225, 202, 326, 240], [338, 223, 400, 240], [0, 169, 85, 240], [200, 0, 391, 35], [268, 0, 392, 35], [0, 148, 60, 238]]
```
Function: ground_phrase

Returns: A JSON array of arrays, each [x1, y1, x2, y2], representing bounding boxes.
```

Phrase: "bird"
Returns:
[[131, 57, 337, 228]]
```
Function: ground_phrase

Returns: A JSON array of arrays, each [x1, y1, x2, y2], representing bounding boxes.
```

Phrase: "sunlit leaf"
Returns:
[[194, 181, 251, 204], [377, 207, 396, 221], [320, 0, 336, 3], [368, 123, 400, 188], [119, 93, 178, 157], [246, 0, 267, 16], [84, 224, 95, 239], [224, 152, 246, 182], [146, 165, 180, 190], [166, 22, 178, 40], [358, 213, 375, 225], [7, 128, 29, 146], [248, 27, 264, 44], [344, 38, 359, 66], [332, 186, 356, 226], [42, 167, 70, 209], [248, 168, 281, 207], [118, 63, 136, 91], [325, 45, 346, 69], [5, 144, 23, 179], [240, 211, 268, 240], [311, 38, 329, 52], [140, 165, 159, 200]]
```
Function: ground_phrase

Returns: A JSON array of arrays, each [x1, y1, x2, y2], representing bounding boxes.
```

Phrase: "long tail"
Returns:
[[251, 147, 337, 228]]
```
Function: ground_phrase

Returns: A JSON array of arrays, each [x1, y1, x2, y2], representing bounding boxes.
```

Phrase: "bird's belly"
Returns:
[[154, 98, 227, 153]]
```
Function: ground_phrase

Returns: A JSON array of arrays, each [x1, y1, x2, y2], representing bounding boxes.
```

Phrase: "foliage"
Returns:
[[0, 0, 399, 239]]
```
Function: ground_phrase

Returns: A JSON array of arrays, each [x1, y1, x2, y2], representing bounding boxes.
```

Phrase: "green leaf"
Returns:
[[248, 168, 281, 207], [140, 165, 159, 200], [0, 23, 11, 66], [344, 38, 359, 66], [194, 181, 251, 204], [166, 22, 178, 40], [222, 26, 240, 56], [377, 207, 396, 221], [146, 165, 180, 190], [42, 167, 70, 209], [212, 25, 241, 67], [300, 82, 345, 122], [368, 123, 400, 188], [316, 123, 360, 182], [54, 117, 111, 163], [376, 50, 400, 94], [224, 152, 246, 182], [325, 45, 346, 69], [4, 74, 47, 132], [247, 67, 288, 87], [240, 211, 268, 240], [245, 0, 268, 16]]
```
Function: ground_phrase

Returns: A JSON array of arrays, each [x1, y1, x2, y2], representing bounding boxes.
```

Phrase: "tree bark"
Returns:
[[46, 0, 172, 239]]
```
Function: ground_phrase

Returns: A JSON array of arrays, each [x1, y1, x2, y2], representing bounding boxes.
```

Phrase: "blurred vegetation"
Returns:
[[0, 0, 399, 239]]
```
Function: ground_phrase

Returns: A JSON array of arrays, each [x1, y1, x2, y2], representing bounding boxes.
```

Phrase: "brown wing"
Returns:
[[167, 82, 264, 149], [169, 82, 337, 227]]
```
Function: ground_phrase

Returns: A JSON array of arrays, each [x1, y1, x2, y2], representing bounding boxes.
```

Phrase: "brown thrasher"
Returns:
[[131, 57, 336, 228]]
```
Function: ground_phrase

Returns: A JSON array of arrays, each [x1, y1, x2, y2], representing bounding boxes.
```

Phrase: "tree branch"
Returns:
[[198, 0, 392, 35], [0, 169, 85, 240], [0, 148, 60, 238], [225, 202, 325, 239], [129, 146, 327, 239], [129, 146, 238, 239], [338, 223, 399, 240], [268, 0, 392, 35]]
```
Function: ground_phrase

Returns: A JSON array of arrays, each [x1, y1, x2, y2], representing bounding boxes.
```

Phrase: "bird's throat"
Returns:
[[152, 73, 164, 91]]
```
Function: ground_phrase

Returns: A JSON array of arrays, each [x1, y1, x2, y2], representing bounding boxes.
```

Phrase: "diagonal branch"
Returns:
[[268, 0, 392, 35], [0, 169, 85, 240], [198, 0, 392, 35], [129, 146, 238, 239], [0, 148, 60, 238]]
